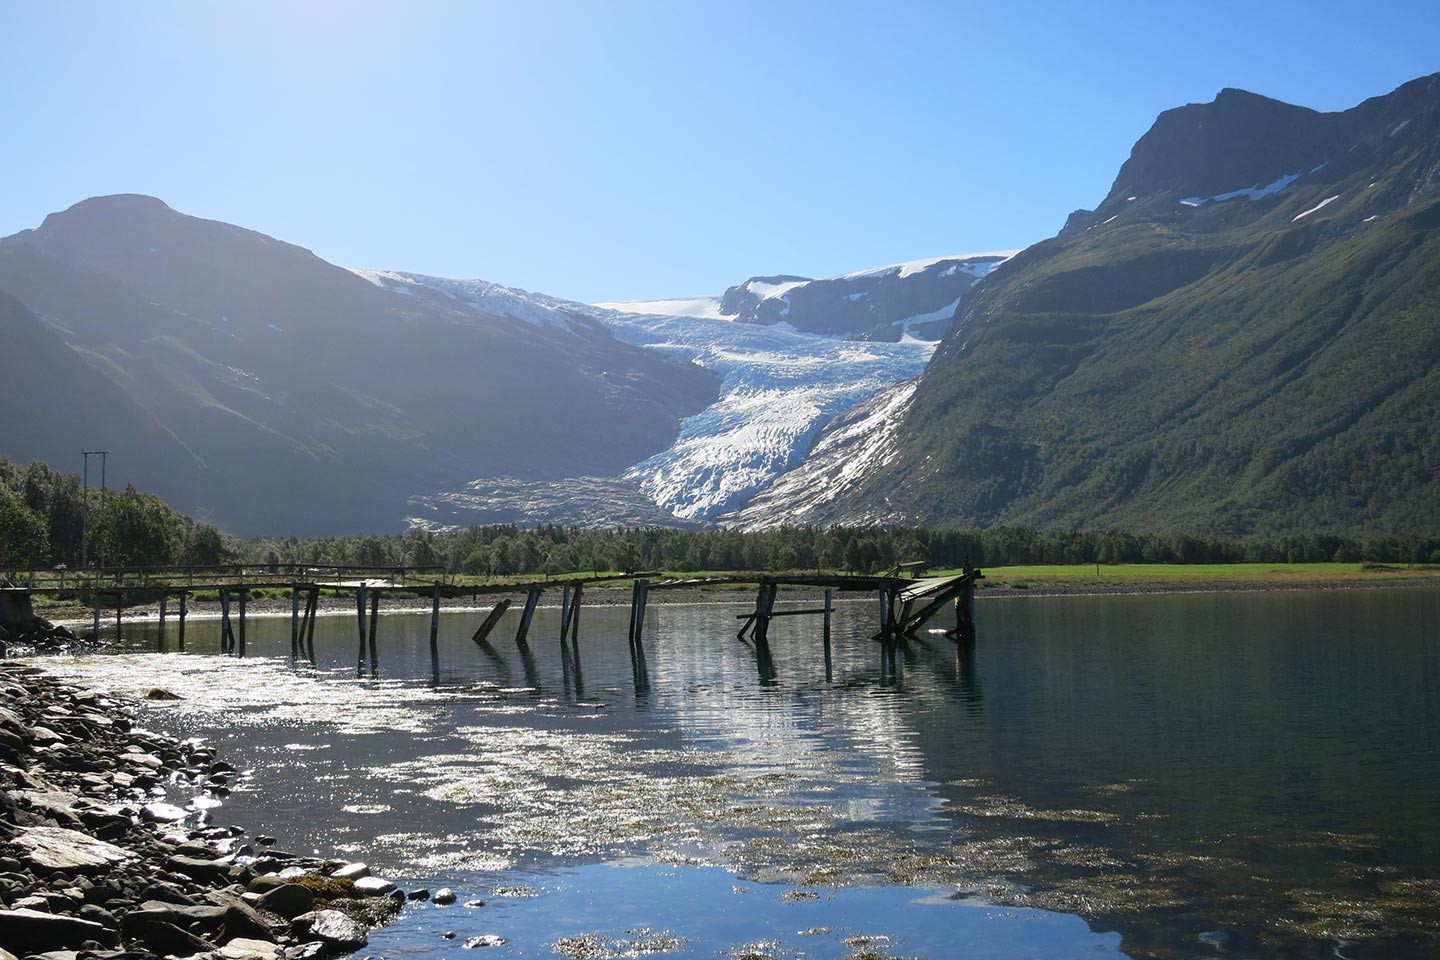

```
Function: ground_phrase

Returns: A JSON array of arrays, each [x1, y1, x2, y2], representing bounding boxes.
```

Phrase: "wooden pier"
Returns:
[[2, 562, 982, 681]]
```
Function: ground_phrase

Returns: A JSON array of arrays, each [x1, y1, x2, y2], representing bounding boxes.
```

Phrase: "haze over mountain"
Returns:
[[371, 255, 1009, 527], [0, 195, 718, 535], [773, 73, 1440, 535]]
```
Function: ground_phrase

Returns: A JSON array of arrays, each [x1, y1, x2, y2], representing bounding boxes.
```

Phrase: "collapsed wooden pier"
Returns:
[[2, 562, 982, 682]]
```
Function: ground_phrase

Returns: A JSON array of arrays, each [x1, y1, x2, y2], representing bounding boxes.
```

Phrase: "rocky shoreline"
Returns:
[[0, 661, 414, 960]]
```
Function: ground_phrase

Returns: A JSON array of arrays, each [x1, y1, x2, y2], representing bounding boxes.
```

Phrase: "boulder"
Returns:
[[257, 883, 315, 919], [352, 876, 394, 896], [219, 937, 281, 960], [330, 863, 369, 882], [291, 910, 368, 951], [12, 826, 132, 873], [431, 887, 457, 905], [0, 907, 111, 952], [138, 919, 216, 956]]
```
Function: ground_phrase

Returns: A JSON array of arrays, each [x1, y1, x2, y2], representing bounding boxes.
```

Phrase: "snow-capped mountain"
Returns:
[[384, 251, 1016, 527], [598, 252, 1015, 341]]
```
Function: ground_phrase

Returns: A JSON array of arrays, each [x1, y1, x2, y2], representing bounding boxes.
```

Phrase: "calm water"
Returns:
[[41, 587, 1440, 959]]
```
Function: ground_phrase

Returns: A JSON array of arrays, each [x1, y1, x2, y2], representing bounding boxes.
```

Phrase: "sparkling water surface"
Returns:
[[40, 587, 1440, 959]]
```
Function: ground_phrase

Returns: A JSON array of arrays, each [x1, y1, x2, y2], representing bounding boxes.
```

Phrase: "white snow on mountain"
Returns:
[[599, 311, 932, 520], [594, 295, 725, 319], [840, 252, 1020, 281], [384, 249, 1014, 525], [353, 269, 591, 330]]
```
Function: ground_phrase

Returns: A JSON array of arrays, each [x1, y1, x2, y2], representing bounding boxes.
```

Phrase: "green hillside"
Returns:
[[841, 74, 1440, 535]]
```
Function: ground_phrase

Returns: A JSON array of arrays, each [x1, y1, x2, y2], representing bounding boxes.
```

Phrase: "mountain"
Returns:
[[793, 73, 1440, 534], [0, 195, 718, 535], [385, 253, 1011, 526], [597, 252, 1013, 341]]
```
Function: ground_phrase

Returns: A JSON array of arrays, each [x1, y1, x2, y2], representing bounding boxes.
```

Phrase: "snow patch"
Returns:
[[594, 295, 726, 319], [1391, 119, 1410, 136], [1180, 170, 1304, 207], [1292, 195, 1341, 221]]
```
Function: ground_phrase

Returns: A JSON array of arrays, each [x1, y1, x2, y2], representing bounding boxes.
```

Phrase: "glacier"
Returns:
[[365, 251, 1014, 527]]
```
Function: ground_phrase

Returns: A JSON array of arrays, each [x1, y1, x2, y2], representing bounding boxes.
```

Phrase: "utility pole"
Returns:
[[81, 450, 109, 571]]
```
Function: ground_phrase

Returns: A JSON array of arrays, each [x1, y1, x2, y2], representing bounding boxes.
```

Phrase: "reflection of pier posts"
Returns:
[[220, 588, 232, 654], [429, 582, 442, 684], [822, 588, 833, 682], [177, 591, 187, 651], [355, 586, 368, 674], [367, 589, 380, 677], [157, 593, 168, 652], [237, 587, 247, 658], [290, 583, 301, 662]]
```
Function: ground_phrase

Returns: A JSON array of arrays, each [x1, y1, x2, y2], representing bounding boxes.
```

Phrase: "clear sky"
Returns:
[[3, 0, 1437, 303]]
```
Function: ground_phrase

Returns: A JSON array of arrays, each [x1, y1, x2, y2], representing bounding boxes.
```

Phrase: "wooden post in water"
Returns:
[[367, 590, 380, 675], [157, 593, 168, 652], [472, 599, 511, 644], [178, 591, 187, 651], [568, 583, 583, 643], [955, 578, 976, 639], [92, 591, 100, 642], [753, 582, 777, 645], [115, 593, 122, 645], [514, 587, 541, 645], [355, 586, 368, 674], [559, 584, 572, 638], [632, 580, 649, 645]]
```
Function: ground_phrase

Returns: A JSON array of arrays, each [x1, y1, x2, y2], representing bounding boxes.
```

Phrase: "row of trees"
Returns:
[[232, 523, 1440, 576], [5, 457, 1436, 577], [0, 459, 223, 571]]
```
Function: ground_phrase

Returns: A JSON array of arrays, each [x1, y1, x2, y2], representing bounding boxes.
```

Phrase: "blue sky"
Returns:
[[3, 0, 1437, 302]]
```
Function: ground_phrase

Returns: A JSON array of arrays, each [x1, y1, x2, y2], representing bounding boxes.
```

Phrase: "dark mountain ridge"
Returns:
[[0, 196, 719, 535]]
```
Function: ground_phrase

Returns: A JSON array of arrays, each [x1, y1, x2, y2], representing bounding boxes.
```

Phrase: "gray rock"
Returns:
[[0, 907, 111, 952], [12, 826, 132, 873], [138, 918, 216, 956], [257, 883, 315, 919], [431, 887, 457, 905], [351, 876, 394, 896], [167, 854, 232, 883], [464, 934, 507, 948], [140, 802, 190, 823], [330, 863, 369, 882], [291, 910, 368, 951], [219, 937, 281, 960]]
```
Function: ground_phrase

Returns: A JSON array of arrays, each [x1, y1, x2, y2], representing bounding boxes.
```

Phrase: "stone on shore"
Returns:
[[0, 907, 113, 952], [12, 825, 133, 872], [258, 883, 317, 918], [291, 910, 369, 951], [330, 863, 369, 881], [352, 876, 395, 896]]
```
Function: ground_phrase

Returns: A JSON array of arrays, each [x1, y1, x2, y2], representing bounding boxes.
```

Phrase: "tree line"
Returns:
[[4, 458, 1436, 577], [0, 458, 223, 571], [233, 523, 1440, 576]]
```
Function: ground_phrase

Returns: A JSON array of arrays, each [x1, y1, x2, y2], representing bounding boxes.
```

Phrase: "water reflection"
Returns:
[[43, 587, 1440, 959]]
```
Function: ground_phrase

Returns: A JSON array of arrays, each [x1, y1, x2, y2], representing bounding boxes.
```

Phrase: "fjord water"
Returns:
[[50, 587, 1440, 959]]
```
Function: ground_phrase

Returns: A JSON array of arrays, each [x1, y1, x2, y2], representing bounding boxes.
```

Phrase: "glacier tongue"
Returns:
[[601, 312, 933, 520]]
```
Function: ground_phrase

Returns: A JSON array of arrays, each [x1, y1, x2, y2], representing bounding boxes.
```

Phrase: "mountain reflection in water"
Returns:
[[40, 586, 1440, 959]]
